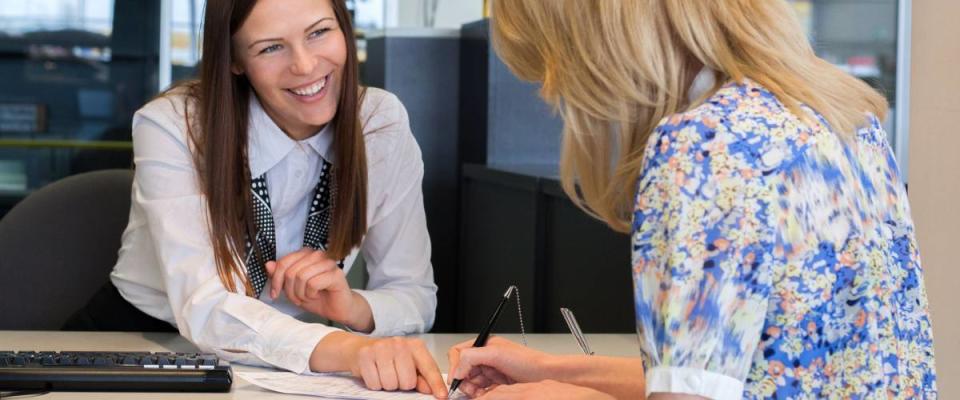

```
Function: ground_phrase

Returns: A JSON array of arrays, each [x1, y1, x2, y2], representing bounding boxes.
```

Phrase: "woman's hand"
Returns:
[[447, 336, 555, 397], [474, 380, 615, 400], [265, 247, 373, 331], [448, 337, 645, 399], [312, 333, 448, 399]]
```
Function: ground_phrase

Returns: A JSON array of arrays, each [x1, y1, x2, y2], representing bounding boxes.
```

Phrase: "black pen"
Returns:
[[449, 285, 516, 394]]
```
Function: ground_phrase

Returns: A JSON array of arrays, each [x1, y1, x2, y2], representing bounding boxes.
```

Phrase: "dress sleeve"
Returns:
[[631, 116, 776, 400]]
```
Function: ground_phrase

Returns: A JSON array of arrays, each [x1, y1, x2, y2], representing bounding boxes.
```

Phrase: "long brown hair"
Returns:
[[172, 0, 367, 295], [492, 0, 887, 232]]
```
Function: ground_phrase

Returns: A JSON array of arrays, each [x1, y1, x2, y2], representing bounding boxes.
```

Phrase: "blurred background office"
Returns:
[[0, 0, 908, 216], [1, 0, 956, 395]]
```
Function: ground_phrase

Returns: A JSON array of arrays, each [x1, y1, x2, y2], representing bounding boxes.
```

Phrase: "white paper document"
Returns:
[[238, 371, 464, 400]]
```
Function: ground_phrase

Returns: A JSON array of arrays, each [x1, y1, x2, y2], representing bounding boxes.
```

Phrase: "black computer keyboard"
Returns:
[[0, 351, 232, 392]]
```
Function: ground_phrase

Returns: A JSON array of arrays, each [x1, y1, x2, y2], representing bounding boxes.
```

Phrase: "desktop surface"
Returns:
[[0, 331, 640, 399]]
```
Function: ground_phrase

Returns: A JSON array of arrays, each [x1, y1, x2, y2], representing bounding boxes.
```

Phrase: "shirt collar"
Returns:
[[247, 94, 335, 178], [688, 66, 717, 104]]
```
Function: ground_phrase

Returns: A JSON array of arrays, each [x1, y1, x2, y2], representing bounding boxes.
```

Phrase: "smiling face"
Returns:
[[231, 0, 346, 140]]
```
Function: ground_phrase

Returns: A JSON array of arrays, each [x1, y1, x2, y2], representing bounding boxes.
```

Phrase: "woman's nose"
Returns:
[[289, 46, 316, 76]]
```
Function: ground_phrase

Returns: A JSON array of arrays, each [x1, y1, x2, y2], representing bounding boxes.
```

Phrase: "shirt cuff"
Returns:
[[353, 289, 420, 337], [645, 366, 744, 400], [220, 295, 341, 374], [261, 321, 339, 374]]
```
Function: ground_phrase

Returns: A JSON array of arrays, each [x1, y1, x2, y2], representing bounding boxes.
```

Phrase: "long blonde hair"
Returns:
[[491, 0, 888, 233]]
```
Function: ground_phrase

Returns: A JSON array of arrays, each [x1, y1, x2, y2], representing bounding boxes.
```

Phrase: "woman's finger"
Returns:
[[480, 365, 512, 385], [304, 269, 344, 299], [295, 264, 334, 302], [356, 346, 382, 391], [411, 340, 447, 397], [415, 375, 432, 395], [446, 345, 461, 386], [374, 344, 400, 391], [458, 380, 481, 397], [268, 248, 312, 299], [282, 251, 326, 303], [468, 369, 494, 390], [267, 261, 290, 299], [392, 343, 417, 391]]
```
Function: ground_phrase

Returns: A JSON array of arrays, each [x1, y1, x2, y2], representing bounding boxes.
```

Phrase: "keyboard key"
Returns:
[[185, 356, 200, 367], [75, 356, 91, 365], [93, 357, 113, 366], [12, 356, 26, 366], [17, 352, 37, 363]]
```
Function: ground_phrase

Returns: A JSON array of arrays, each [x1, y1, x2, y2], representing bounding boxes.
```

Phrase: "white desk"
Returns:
[[0, 331, 641, 399]]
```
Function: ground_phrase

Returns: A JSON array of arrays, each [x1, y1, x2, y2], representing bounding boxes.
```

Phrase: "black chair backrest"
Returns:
[[0, 169, 133, 329]]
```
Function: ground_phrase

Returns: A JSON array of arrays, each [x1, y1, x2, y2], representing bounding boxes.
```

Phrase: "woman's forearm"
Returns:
[[340, 291, 375, 333], [309, 331, 369, 372], [545, 355, 645, 400]]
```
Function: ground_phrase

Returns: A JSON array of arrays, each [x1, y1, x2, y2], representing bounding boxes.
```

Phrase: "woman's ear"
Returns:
[[231, 62, 244, 76]]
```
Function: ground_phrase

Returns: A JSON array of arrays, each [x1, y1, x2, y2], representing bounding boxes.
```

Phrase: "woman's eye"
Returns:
[[308, 28, 331, 39], [259, 44, 282, 54]]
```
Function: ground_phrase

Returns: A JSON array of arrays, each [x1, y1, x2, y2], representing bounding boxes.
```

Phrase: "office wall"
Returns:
[[388, 0, 483, 29], [908, 0, 960, 396]]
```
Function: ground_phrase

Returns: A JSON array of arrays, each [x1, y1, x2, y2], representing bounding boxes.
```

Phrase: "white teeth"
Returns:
[[290, 77, 326, 96]]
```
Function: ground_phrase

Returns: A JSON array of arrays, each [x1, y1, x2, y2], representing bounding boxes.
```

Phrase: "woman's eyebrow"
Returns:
[[246, 17, 336, 49]]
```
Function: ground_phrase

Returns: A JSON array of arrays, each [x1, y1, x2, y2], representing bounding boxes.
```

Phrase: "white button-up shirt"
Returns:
[[110, 87, 437, 373]]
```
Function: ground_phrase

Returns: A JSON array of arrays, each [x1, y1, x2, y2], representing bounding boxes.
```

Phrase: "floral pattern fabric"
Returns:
[[632, 79, 937, 399]]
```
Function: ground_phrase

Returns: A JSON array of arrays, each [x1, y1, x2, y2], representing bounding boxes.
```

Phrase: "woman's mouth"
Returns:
[[286, 74, 331, 100]]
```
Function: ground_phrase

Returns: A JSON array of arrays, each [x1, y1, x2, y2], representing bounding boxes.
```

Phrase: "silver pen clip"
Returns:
[[560, 307, 593, 356]]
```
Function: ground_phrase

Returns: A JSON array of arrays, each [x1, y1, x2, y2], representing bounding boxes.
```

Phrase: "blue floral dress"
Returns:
[[632, 79, 937, 399]]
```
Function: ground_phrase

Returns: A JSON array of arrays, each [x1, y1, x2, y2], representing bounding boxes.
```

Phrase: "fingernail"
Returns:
[[271, 290, 277, 299]]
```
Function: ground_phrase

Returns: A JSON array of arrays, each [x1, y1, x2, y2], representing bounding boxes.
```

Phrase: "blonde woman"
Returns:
[[447, 1, 937, 399]]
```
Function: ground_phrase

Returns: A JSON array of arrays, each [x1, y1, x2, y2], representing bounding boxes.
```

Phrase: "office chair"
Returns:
[[0, 169, 133, 329]]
